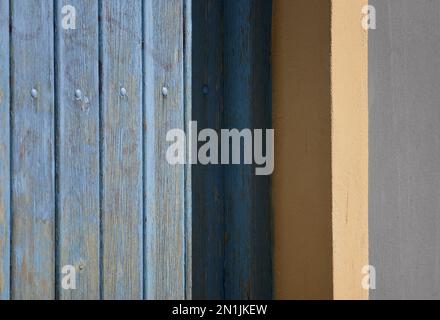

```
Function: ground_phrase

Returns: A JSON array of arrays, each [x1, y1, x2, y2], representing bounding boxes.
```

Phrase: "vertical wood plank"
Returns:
[[248, 0, 272, 299], [223, 0, 272, 299], [10, 0, 55, 299], [191, 0, 225, 299], [144, 0, 186, 299], [101, 0, 143, 299], [183, 0, 193, 300], [56, 0, 100, 299], [0, 0, 10, 300]]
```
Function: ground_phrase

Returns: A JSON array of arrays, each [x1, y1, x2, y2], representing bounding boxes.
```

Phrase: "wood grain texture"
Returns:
[[56, 0, 100, 299], [144, 0, 186, 300], [183, 0, 193, 300], [1, 0, 273, 300], [0, 0, 10, 300], [10, 0, 55, 300], [101, 0, 143, 299], [370, 0, 440, 300], [223, 0, 272, 299], [191, 0, 225, 299]]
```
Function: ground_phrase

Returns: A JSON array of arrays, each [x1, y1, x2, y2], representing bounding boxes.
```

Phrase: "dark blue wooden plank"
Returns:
[[191, 0, 225, 299], [223, 0, 272, 299], [11, 0, 55, 299], [191, 0, 272, 299], [101, 0, 144, 299], [0, 0, 10, 300], [56, 0, 100, 299], [144, 0, 186, 299]]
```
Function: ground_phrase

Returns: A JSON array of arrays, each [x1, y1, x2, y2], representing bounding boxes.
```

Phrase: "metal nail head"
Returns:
[[75, 89, 82, 100], [31, 88, 38, 98]]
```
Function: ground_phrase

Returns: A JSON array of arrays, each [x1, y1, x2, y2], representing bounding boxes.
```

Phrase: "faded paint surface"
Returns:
[[272, 0, 368, 299], [0, 0, 271, 300], [0, 0, 10, 300], [370, 0, 440, 300], [222, 0, 272, 300], [11, 0, 56, 299], [192, 0, 273, 299], [101, 0, 144, 300], [144, 0, 187, 300], [1, 0, 190, 300], [56, 0, 100, 300]]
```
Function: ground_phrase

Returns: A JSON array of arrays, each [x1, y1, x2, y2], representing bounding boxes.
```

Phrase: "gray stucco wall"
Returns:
[[370, 0, 440, 299]]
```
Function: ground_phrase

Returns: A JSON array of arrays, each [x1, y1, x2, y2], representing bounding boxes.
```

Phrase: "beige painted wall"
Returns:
[[272, 0, 368, 300], [331, 0, 369, 300]]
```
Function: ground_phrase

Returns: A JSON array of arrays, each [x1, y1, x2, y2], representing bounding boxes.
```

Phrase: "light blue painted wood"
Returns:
[[101, 0, 143, 299], [10, 0, 55, 299], [183, 0, 193, 300], [56, 0, 100, 299], [1, 0, 272, 300], [0, 0, 10, 300], [223, 0, 272, 299], [144, 0, 186, 299]]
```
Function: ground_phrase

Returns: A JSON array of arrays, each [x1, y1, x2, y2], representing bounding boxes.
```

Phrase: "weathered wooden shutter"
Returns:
[[0, 0, 272, 300]]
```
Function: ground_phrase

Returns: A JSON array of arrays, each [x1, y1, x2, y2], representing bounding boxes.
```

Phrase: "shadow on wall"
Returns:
[[272, 0, 333, 299]]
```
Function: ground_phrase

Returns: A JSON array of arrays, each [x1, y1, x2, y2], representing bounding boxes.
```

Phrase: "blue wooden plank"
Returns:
[[10, 0, 55, 299], [183, 0, 193, 300], [144, 0, 186, 299], [191, 0, 225, 299], [249, 0, 273, 298], [101, 0, 144, 299], [223, 0, 272, 299], [56, 0, 100, 299], [0, 0, 10, 300]]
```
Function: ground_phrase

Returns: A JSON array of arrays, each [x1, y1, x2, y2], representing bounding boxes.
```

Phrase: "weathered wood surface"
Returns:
[[56, 0, 100, 300], [101, 0, 144, 300], [223, 0, 272, 299], [10, 0, 55, 300], [192, 0, 272, 300], [0, 0, 10, 301], [183, 0, 193, 300], [192, 0, 225, 299], [144, 0, 186, 300], [0, 0, 272, 300]]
